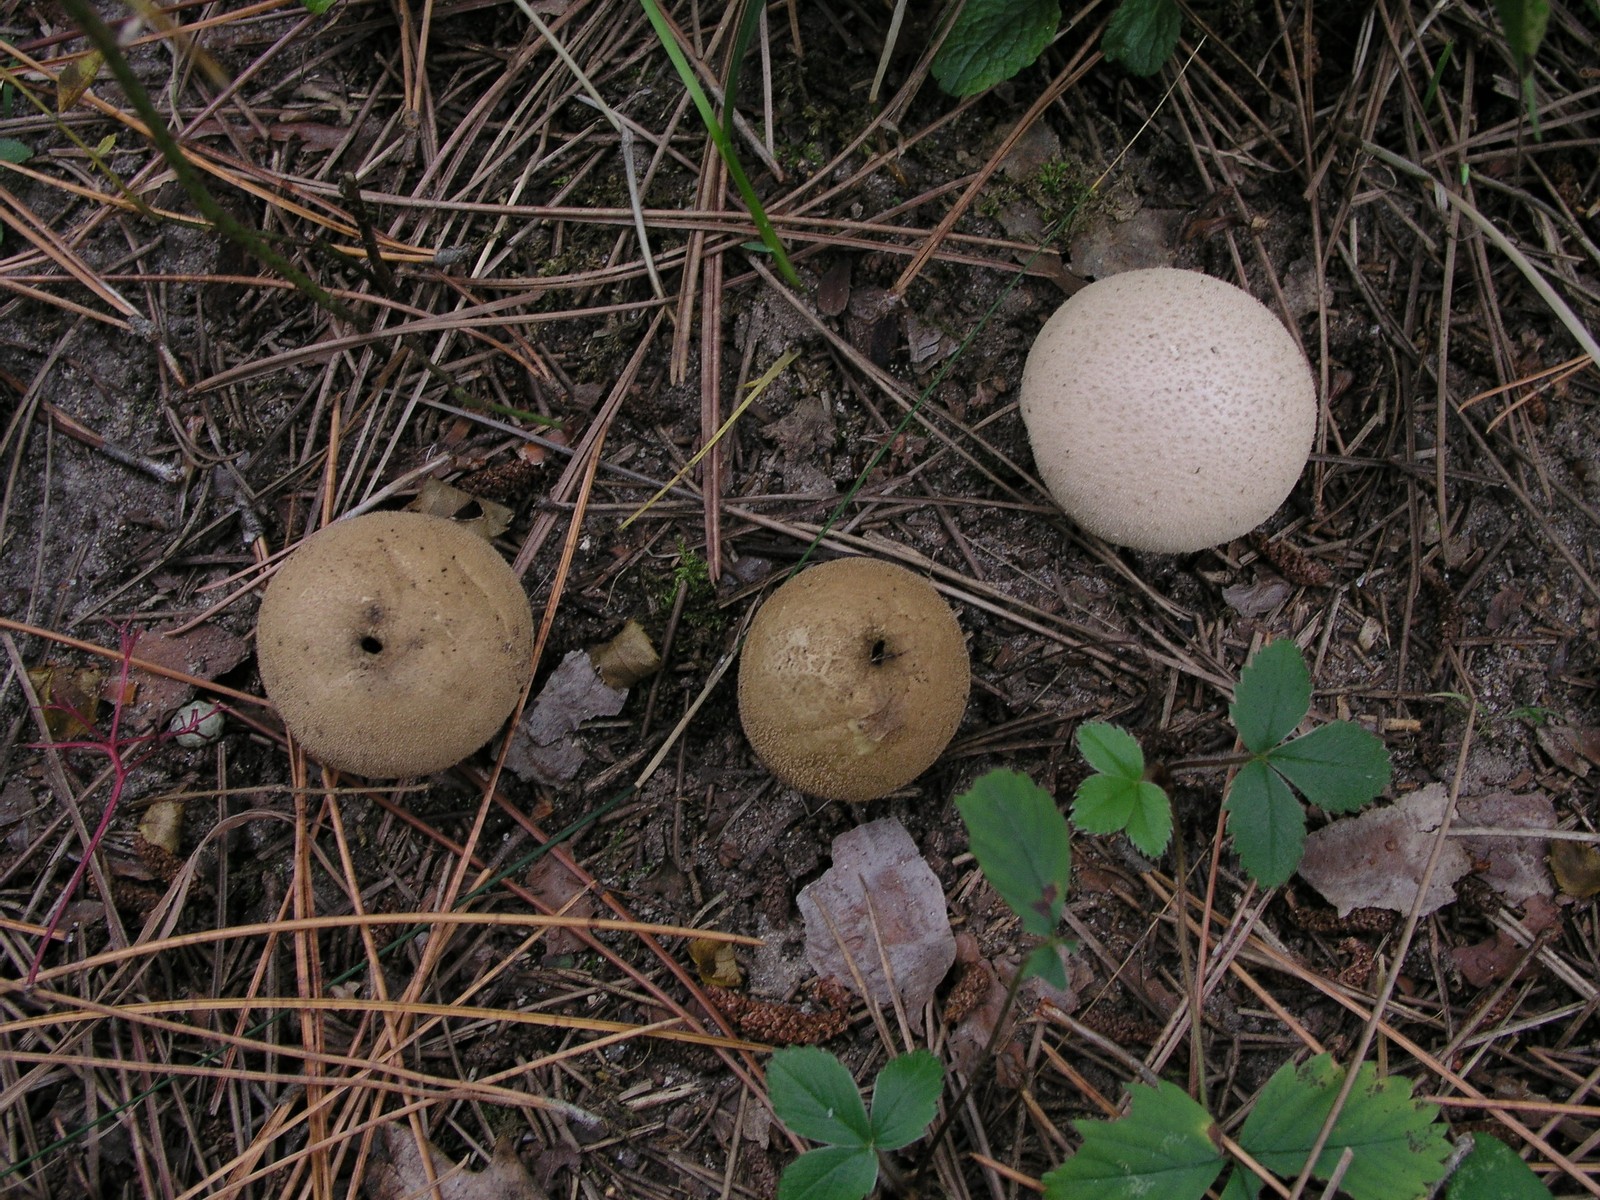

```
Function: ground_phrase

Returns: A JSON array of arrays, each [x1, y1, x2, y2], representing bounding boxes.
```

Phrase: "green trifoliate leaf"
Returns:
[[1224, 759, 1304, 888], [1102, 0, 1183, 76], [1077, 722, 1145, 780], [1265, 721, 1392, 813], [1042, 1079, 1225, 1200], [1073, 774, 1172, 857], [956, 769, 1071, 938], [1231, 639, 1311, 753], [1446, 1134, 1556, 1200], [1237, 1054, 1450, 1200], [768, 1046, 872, 1147], [867, 1050, 942, 1149], [932, 0, 1060, 97], [777, 1145, 878, 1200]]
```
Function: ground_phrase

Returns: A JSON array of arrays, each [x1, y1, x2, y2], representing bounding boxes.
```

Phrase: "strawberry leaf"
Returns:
[[1042, 1079, 1224, 1200], [1265, 721, 1392, 812], [1077, 722, 1145, 780], [1231, 640, 1310, 753], [1224, 759, 1304, 888], [1237, 1054, 1451, 1200], [777, 1145, 878, 1200], [1446, 1134, 1555, 1199], [768, 1047, 872, 1147], [868, 1051, 942, 1150]]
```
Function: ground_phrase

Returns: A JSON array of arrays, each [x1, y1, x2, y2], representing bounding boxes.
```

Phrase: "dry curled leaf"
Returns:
[[409, 477, 514, 541], [689, 937, 742, 988], [503, 650, 627, 784], [588, 621, 660, 689]]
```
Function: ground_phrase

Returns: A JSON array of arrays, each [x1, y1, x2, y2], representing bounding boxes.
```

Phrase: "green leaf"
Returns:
[[768, 1047, 872, 1147], [1224, 759, 1304, 888], [777, 1145, 878, 1200], [932, 0, 1060, 97], [868, 1050, 942, 1150], [299, 0, 337, 13], [1231, 640, 1311, 753], [1073, 774, 1172, 857], [1265, 721, 1392, 813], [1022, 941, 1070, 990], [1237, 1055, 1451, 1200], [1102, 0, 1183, 77], [1446, 1134, 1555, 1200], [1042, 1079, 1225, 1200], [0, 138, 29, 164], [1217, 1168, 1260, 1200], [956, 769, 1072, 938], [1077, 723, 1145, 780], [1492, 0, 1550, 76], [1122, 780, 1174, 857]]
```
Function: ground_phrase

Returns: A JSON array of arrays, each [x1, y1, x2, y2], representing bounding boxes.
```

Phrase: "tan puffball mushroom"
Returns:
[[1020, 268, 1317, 553], [256, 511, 533, 778], [737, 558, 969, 802]]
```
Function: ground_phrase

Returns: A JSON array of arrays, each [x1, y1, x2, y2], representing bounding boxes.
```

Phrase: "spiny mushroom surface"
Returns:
[[256, 511, 533, 777], [737, 557, 969, 802], [1020, 267, 1317, 553]]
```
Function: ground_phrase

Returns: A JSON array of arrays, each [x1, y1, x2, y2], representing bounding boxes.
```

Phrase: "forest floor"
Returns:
[[0, 0, 1597, 1197]]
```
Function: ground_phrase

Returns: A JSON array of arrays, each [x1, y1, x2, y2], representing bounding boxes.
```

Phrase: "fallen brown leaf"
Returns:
[[367, 1127, 546, 1200]]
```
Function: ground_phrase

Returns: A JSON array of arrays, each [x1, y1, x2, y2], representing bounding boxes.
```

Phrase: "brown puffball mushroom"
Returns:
[[1020, 268, 1317, 554], [737, 558, 969, 802], [256, 511, 533, 778]]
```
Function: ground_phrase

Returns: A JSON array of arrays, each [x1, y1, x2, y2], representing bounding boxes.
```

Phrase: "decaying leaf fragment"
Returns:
[[797, 819, 955, 1023], [1299, 784, 1471, 918], [409, 477, 514, 541], [689, 937, 742, 988], [503, 624, 658, 784], [366, 1126, 546, 1200], [1550, 839, 1600, 899]]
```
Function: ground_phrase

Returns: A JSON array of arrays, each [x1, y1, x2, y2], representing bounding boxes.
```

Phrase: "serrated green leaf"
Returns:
[[1102, 0, 1183, 77], [1231, 640, 1311, 753], [1042, 1079, 1224, 1200], [956, 769, 1072, 938], [1446, 1134, 1555, 1200], [0, 138, 30, 165], [777, 1145, 878, 1200], [1492, 0, 1550, 76], [868, 1051, 942, 1149], [1072, 773, 1172, 857], [1022, 941, 1070, 990], [1238, 1054, 1451, 1200], [1077, 723, 1145, 781], [768, 1047, 872, 1147], [932, 0, 1060, 97], [1123, 780, 1173, 857], [1224, 759, 1304, 888], [1266, 721, 1392, 813]]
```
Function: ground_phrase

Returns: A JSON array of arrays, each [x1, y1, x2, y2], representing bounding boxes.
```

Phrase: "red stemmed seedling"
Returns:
[[24, 624, 221, 987]]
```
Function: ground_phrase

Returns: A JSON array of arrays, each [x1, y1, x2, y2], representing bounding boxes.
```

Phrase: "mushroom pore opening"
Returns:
[[359, 635, 384, 655]]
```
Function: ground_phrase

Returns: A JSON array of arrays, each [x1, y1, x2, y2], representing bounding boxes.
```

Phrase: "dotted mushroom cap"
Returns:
[[256, 511, 533, 778], [737, 558, 969, 802], [1020, 268, 1317, 553]]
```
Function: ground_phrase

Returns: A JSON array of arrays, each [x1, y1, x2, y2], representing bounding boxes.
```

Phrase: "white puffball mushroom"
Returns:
[[1020, 268, 1317, 554], [737, 558, 970, 803], [169, 700, 225, 747]]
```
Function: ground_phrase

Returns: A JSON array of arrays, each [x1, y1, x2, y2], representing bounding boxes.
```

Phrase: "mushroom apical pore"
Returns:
[[1020, 267, 1317, 553], [256, 511, 534, 778], [737, 557, 969, 802]]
